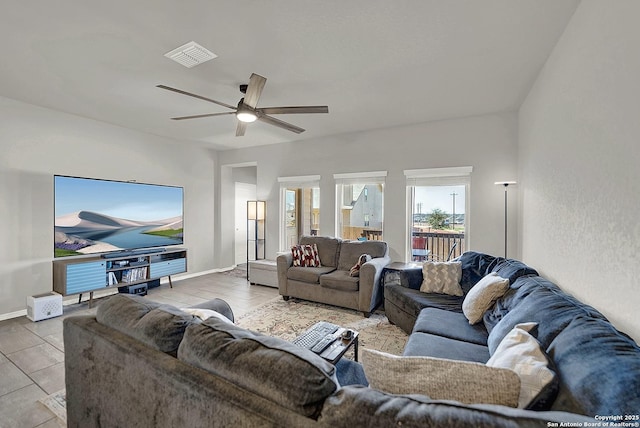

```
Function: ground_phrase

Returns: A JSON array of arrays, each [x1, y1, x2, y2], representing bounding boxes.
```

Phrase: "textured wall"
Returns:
[[519, 1, 640, 340]]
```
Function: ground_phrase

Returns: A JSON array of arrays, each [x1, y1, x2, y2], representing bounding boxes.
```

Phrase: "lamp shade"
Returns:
[[247, 200, 266, 220]]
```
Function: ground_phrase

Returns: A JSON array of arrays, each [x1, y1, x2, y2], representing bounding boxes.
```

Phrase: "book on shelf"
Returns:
[[108, 272, 118, 286], [121, 267, 148, 283]]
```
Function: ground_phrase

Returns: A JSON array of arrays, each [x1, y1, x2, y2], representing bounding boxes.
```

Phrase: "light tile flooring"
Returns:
[[0, 270, 278, 428]]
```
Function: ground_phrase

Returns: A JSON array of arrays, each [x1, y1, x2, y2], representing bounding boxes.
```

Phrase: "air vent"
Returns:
[[164, 41, 217, 68]]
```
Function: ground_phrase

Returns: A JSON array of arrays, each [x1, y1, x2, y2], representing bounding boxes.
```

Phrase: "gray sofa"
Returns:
[[385, 251, 640, 417], [277, 235, 390, 316], [64, 293, 594, 427]]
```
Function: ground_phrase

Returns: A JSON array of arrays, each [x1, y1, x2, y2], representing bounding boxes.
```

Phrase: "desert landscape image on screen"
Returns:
[[54, 176, 184, 257]]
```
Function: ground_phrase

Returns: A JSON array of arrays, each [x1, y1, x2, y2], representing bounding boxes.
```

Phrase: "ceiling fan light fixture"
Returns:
[[236, 111, 258, 123]]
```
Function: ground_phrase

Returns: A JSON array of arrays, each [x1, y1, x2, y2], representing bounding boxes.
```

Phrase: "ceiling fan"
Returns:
[[157, 73, 329, 136]]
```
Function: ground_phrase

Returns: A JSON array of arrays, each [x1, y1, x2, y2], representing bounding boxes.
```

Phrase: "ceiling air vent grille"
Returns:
[[164, 41, 217, 68]]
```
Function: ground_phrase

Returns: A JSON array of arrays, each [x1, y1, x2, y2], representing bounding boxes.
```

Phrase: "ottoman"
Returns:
[[249, 259, 278, 288]]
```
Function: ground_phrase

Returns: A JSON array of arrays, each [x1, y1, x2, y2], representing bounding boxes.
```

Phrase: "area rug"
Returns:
[[219, 264, 248, 279], [236, 297, 408, 356], [39, 389, 66, 423]]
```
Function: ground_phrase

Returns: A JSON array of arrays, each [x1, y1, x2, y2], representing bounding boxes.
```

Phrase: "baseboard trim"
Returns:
[[0, 268, 238, 322], [0, 309, 28, 322]]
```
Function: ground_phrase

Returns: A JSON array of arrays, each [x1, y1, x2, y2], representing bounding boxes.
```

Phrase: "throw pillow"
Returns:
[[291, 244, 322, 267], [349, 253, 372, 277], [178, 317, 338, 418], [462, 272, 510, 324], [486, 322, 559, 409], [420, 261, 463, 296], [181, 308, 234, 324], [361, 348, 520, 407]]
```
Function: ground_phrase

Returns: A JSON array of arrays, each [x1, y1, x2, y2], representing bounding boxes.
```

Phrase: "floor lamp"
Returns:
[[247, 200, 266, 280], [495, 181, 516, 258]]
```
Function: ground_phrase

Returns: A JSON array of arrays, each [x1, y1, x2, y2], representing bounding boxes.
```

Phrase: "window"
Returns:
[[278, 176, 320, 249], [334, 171, 386, 241], [405, 167, 472, 262]]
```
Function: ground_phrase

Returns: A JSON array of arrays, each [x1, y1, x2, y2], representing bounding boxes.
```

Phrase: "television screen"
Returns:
[[54, 175, 184, 258]]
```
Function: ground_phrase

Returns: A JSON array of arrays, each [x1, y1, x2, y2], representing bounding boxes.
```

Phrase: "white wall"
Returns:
[[0, 96, 217, 317], [217, 112, 519, 267], [519, 1, 640, 340]]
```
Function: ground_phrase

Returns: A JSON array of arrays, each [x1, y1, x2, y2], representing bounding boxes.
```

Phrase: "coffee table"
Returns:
[[293, 322, 359, 365]]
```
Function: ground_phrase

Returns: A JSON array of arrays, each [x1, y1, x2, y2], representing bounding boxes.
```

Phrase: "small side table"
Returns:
[[382, 262, 424, 290], [319, 329, 359, 365]]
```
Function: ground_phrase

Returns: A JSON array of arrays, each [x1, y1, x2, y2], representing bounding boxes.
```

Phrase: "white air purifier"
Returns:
[[27, 292, 63, 322]]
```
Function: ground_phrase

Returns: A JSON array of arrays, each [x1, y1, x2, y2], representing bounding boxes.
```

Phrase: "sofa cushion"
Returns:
[[457, 251, 502, 293], [420, 261, 463, 296], [300, 235, 341, 267], [490, 258, 538, 284], [362, 349, 520, 407], [412, 308, 488, 346], [486, 276, 608, 354], [287, 266, 336, 284], [487, 323, 558, 410], [548, 316, 640, 417], [96, 294, 196, 355], [337, 240, 387, 271], [178, 317, 338, 418], [319, 386, 595, 428], [385, 284, 465, 318], [291, 243, 322, 267], [462, 272, 510, 324], [403, 332, 490, 363], [319, 270, 359, 292]]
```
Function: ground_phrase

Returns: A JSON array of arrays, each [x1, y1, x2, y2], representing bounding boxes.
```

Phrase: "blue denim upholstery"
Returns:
[[386, 251, 640, 416], [548, 316, 640, 416]]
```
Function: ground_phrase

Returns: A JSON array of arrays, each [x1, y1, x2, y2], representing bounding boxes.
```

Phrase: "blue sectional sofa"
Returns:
[[384, 251, 640, 417]]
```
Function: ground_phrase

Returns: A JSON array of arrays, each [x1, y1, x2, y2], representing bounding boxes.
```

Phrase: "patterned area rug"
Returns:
[[219, 265, 248, 279], [39, 389, 66, 423], [236, 297, 408, 356]]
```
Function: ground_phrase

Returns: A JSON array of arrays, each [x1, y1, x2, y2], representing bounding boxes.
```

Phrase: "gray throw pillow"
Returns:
[[178, 318, 338, 418]]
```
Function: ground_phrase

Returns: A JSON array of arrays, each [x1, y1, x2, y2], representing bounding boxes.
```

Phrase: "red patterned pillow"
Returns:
[[291, 244, 322, 267]]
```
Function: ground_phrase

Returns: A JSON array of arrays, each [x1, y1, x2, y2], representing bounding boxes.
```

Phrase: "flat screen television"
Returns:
[[54, 175, 184, 258]]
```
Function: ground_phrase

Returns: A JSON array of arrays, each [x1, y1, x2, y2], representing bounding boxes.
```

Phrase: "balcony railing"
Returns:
[[342, 227, 383, 241], [412, 231, 465, 262]]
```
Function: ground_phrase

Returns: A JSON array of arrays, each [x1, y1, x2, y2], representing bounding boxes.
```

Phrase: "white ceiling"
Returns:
[[0, 1, 579, 150]]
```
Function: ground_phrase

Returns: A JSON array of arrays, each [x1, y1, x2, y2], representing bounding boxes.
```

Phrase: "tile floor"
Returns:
[[0, 270, 278, 428]]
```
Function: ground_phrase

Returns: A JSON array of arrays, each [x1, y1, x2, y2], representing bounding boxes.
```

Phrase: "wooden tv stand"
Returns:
[[53, 248, 187, 307]]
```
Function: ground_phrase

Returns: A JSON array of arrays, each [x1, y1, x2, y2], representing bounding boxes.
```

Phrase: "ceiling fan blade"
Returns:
[[258, 114, 305, 134], [236, 121, 248, 137], [156, 85, 236, 110], [171, 112, 235, 120], [258, 106, 329, 115], [242, 73, 267, 108]]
